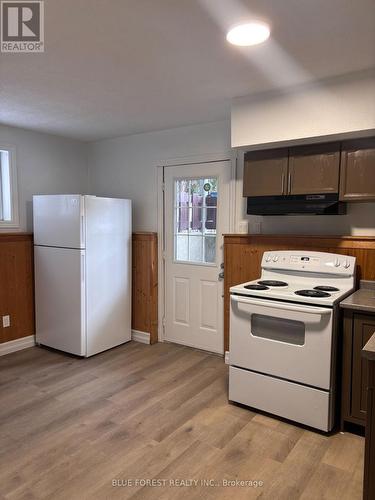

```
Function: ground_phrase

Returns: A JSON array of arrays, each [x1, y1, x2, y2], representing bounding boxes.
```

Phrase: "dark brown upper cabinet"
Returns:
[[243, 149, 288, 197], [288, 143, 340, 195], [340, 139, 375, 202], [244, 138, 375, 202]]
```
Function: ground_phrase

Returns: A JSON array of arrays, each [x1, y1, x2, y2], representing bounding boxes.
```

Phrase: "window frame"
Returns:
[[173, 176, 218, 266], [0, 145, 19, 230]]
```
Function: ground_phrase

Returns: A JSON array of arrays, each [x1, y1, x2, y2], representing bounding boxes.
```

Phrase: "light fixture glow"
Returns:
[[226, 21, 270, 46]]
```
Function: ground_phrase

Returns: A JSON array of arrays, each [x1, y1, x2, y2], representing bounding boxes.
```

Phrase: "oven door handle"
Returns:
[[231, 295, 332, 315]]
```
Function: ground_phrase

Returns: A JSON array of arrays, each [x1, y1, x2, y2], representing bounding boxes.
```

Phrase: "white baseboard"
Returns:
[[131, 329, 151, 345], [0, 335, 36, 356]]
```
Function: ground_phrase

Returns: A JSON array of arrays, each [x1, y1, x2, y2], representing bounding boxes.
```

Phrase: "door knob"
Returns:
[[218, 271, 225, 280], [220, 262, 224, 269]]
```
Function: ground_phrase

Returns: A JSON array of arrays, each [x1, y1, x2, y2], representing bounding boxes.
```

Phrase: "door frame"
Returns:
[[156, 151, 237, 346]]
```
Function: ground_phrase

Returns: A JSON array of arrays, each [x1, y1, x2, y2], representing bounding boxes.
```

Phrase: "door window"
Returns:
[[174, 177, 217, 264]]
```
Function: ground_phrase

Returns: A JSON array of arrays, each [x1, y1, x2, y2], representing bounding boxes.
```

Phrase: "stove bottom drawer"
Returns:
[[229, 366, 334, 432]]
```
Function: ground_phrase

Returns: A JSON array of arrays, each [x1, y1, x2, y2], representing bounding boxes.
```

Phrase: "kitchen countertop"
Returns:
[[340, 281, 375, 314]]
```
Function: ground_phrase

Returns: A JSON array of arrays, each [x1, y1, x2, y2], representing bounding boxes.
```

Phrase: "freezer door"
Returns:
[[33, 195, 85, 249], [85, 196, 132, 356], [35, 246, 86, 356]]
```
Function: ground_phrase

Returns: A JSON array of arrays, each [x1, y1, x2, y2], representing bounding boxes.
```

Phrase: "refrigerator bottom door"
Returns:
[[35, 246, 85, 356]]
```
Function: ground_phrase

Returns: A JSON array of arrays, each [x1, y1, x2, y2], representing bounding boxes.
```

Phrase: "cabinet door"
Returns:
[[352, 314, 375, 421], [340, 139, 375, 201], [243, 149, 288, 197], [288, 143, 340, 195]]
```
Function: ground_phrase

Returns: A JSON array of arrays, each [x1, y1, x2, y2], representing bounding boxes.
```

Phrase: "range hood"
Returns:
[[247, 194, 346, 216]]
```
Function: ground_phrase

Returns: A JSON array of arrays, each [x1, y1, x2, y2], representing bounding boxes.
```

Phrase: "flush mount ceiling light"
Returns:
[[226, 21, 270, 46]]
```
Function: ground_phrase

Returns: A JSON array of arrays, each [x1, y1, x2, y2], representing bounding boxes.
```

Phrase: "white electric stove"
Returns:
[[229, 250, 356, 432]]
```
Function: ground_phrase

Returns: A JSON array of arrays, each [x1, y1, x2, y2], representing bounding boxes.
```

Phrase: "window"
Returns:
[[251, 314, 305, 346], [174, 177, 218, 264], [0, 147, 19, 228]]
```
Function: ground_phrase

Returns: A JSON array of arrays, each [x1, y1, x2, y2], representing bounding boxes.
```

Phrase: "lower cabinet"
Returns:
[[352, 314, 375, 420], [363, 350, 375, 500], [341, 310, 375, 428]]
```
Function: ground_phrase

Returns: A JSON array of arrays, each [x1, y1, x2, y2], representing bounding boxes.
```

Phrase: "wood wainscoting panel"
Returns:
[[224, 234, 375, 352], [1, 232, 158, 348], [132, 232, 158, 344], [0, 233, 35, 343]]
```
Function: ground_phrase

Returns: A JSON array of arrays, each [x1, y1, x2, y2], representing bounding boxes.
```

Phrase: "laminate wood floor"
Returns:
[[0, 342, 364, 500]]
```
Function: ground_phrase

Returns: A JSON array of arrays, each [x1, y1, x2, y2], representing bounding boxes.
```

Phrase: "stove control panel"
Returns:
[[290, 255, 320, 264], [262, 251, 356, 275]]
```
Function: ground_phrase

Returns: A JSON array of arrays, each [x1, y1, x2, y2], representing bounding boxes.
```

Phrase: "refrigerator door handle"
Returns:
[[80, 215, 85, 246], [81, 253, 85, 283]]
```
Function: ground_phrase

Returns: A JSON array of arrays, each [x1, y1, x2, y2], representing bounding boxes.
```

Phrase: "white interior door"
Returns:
[[164, 161, 231, 354]]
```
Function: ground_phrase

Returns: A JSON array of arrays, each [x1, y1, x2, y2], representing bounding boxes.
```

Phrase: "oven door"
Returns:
[[230, 294, 334, 390]]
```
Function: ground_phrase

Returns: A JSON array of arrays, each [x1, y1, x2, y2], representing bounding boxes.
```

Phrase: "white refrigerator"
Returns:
[[33, 194, 132, 357]]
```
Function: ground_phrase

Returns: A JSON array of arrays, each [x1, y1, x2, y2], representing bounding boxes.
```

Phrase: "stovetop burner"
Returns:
[[244, 284, 270, 291], [295, 289, 331, 298], [258, 280, 288, 287], [314, 286, 340, 292]]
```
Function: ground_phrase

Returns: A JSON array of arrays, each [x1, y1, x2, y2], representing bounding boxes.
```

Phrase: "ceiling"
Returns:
[[0, 0, 374, 142]]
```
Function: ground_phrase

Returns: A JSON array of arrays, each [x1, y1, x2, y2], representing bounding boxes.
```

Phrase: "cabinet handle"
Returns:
[[281, 173, 285, 194], [288, 172, 292, 194]]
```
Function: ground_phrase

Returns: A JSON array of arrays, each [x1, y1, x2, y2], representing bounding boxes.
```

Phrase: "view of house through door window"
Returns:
[[174, 177, 218, 264]]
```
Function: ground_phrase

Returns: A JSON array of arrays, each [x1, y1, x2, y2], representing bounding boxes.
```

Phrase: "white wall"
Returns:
[[231, 70, 375, 236], [232, 70, 375, 149], [4, 82, 371, 238], [88, 121, 231, 231], [89, 116, 375, 237], [0, 124, 88, 231]]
